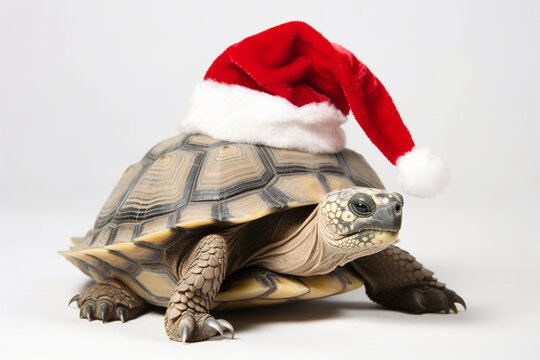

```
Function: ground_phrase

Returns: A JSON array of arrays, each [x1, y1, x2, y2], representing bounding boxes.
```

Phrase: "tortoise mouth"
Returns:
[[338, 228, 399, 246]]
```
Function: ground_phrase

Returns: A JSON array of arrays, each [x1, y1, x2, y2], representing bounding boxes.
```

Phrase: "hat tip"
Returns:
[[396, 147, 450, 198]]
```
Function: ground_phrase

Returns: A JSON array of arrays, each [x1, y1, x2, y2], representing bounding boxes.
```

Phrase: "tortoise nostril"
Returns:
[[394, 203, 402, 214]]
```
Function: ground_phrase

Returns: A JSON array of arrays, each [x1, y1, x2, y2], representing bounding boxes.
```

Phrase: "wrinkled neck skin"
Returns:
[[247, 206, 357, 276]]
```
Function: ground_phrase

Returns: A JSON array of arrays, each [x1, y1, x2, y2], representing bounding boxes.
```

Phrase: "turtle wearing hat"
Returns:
[[62, 21, 464, 343]]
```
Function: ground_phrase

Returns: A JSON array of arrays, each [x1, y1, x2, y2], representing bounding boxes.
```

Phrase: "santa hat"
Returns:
[[180, 21, 448, 197]]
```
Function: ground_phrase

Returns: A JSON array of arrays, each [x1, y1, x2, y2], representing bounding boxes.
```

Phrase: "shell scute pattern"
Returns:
[[79, 134, 383, 251]]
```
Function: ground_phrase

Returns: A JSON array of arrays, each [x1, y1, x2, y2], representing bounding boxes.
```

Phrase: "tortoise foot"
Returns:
[[71, 280, 149, 322], [352, 246, 466, 315], [165, 310, 234, 342], [382, 285, 466, 314]]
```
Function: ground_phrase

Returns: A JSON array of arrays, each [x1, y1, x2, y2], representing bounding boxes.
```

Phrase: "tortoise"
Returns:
[[62, 133, 465, 342]]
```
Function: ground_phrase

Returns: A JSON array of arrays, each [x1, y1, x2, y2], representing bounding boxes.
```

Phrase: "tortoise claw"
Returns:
[[204, 317, 224, 337], [217, 319, 235, 339], [442, 297, 450, 314], [117, 306, 127, 323], [99, 303, 110, 323], [179, 314, 195, 343], [68, 294, 80, 307], [203, 317, 235, 339], [439, 294, 450, 314], [82, 302, 94, 321], [410, 289, 426, 313], [444, 289, 467, 312], [453, 293, 467, 310]]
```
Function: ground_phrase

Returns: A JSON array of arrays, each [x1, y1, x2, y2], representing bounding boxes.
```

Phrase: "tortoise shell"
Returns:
[[63, 133, 384, 307], [76, 133, 383, 250]]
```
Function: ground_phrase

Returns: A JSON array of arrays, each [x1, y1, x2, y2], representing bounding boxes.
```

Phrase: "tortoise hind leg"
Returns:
[[351, 245, 466, 314], [164, 234, 233, 342], [71, 279, 149, 322]]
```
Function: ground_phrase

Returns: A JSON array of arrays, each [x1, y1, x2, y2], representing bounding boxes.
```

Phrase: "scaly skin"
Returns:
[[164, 234, 233, 342], [72, 280, 149, 322], [351, 245, 466, 313]]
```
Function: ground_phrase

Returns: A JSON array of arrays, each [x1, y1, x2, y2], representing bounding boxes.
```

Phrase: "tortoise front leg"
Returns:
[[164, 234, 234, 342], [351, 245, 466, 314]]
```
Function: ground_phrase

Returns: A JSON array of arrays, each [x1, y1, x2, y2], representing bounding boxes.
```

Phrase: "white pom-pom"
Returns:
[[396, 147, 449, 197]]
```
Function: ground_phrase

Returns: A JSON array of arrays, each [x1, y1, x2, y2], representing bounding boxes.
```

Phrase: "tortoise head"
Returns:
[[318, 187, 403, 257]]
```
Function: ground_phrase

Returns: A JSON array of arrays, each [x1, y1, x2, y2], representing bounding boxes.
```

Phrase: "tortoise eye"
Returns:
[[348, 194, 375, 217], [351, 202, 370, 215]]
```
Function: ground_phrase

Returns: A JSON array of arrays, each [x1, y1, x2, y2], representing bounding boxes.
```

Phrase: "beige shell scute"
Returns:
[[193, 144, 271, 201], [64, 134, 382, 305], [94, 162, 144, 229], [115, 149, 196, 224]]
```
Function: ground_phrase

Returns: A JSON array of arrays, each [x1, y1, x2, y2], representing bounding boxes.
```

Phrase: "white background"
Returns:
[[1, 1, 539, 359]]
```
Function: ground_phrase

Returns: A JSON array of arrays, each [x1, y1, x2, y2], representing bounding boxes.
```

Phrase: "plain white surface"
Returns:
[[1, 1, 539, 359]]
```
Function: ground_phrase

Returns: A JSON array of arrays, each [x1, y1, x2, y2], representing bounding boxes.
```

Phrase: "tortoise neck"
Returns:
[[248, 206, 348, 276]]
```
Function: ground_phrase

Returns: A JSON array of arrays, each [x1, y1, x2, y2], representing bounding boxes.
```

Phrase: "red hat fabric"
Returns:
[[180, 21, 448, 197]]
